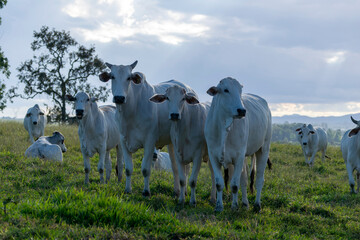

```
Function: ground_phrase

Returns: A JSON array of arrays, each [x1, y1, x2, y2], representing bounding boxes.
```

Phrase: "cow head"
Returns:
[[49, 131, 67, 153], [66, 92, 97, 120], [296, 124, 315, 147], [150, 85, 199, 121], [207, 77, 246, 119], [349, 116, 360, 137], [99, 61, 144, 105], [25, 104, 45, 125]]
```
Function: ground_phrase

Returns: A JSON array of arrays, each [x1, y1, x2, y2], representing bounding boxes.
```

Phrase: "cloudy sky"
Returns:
[[1, 0, 360, 118]]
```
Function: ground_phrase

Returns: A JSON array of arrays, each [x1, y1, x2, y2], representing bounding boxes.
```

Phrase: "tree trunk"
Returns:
[[61, 96, 66, 122]]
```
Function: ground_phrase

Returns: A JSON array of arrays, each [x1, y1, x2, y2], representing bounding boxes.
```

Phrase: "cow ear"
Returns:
[[185, 94, 199, 104], [149, 94, 167, 103], [295, 128, 301, 132], [91, 97, 98, 102], [39, 112, 45, 116], [66, 94, 76, 101], [349, 127, 360, 137], [309, 131, 315, 134], [130, 72, 143, 84], [207, 86, 218, 96], [105, 62, 113, 69], [99, 72, 112, 82]]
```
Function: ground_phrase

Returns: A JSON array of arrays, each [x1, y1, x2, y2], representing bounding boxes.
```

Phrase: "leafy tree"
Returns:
[[0, 0, 10, 111], [9, 26, 109, 121]]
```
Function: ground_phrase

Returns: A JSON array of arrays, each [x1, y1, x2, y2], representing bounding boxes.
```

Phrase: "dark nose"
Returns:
[[170, 113, 179, 120], [303, 142, 307, 146], [114, 96, 125, 104], [237, 108, 246, 117], [76, 109, 84, 119], [33, 121, 37, 125]]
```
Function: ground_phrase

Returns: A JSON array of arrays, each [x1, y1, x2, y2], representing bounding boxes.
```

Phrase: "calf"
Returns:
[[295, 124, 328, 166], [24, 104, 46, 143], [205, 77, 272, 212], [341, 116, 360, 193], [150, 85, 216, 205], [67, 92, 122, 184], [25, 131, 66, 162]]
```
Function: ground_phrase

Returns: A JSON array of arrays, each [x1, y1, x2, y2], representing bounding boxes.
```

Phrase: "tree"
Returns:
[[9, 26, 109, 121], [0, 0, 10, 111]]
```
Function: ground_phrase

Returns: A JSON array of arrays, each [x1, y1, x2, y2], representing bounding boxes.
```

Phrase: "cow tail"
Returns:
[[325, 155, 331, 160], [267, 158, 273, 170], [224, 168, 229, 191]]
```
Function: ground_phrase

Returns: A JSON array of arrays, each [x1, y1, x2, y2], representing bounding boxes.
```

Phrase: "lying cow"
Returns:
[[341, 116, 360, 193], [152, 150, 172, 171], [24, 104, 46, 143], [150, 85, 216, 206], [66, 92, 122, 184], [25, 131, 67, 162], [205, 77, 272, 212], [295, 124, 328, 166], [99, 60, 196, 197]]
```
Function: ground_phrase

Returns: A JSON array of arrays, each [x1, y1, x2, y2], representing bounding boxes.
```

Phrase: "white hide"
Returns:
[[341, 116, 360, 193], [152, 150, 172, 171], [67, 92, 122, 184], [204, 77, 272, 212], [296, 124, 328, 166], [150, 85, 216, 206], [23, 104, 46, 143], [99, 61, 196, 196], [25, 131, 67, 162]]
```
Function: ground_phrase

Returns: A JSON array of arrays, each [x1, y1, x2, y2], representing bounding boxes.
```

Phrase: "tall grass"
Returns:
[[1, 121, 360, 239]]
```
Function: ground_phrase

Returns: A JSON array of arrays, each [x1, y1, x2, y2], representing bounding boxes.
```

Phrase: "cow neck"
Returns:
[[80, 103, 101, 135]]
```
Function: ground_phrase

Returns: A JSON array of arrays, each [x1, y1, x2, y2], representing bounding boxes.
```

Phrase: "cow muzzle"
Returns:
[[76, 109, 84, 119], [32, 121, 38, 125], [113, 96, 125, 104], [170, 113, 180, 121], [234, 108, 246, 119], [302, 142, 307, 146]]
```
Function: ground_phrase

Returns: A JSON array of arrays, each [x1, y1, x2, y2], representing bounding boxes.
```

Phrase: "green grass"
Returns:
[[1, 120, 360, 239]]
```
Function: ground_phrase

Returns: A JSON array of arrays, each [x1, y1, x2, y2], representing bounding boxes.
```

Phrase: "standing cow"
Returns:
[[24, 104, 46, 143], [295, 124, 328, 166], [341, 116, 360, 193], [150, 85, 216, 206], [204, 77, 272, 212], [99, 61, 196, 196], [66, 92, 122, 184]]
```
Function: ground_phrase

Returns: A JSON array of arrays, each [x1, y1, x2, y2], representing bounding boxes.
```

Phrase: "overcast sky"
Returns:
[[1, 0, 360, 118]]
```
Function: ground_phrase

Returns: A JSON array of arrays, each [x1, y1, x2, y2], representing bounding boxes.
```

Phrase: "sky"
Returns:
[[1, 0, 360, 118]]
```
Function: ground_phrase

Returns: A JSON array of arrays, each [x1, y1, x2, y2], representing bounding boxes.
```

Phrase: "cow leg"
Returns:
[[357, 172, 360, 193], [105, 151, 111, 183], [189, 152, 202, 206], [321, 149, 326, 162], [308, 152, 316, 166], [240, 159, 249, 208], [208, 159, 216, 204], [81, 149, 91, 184], [254, 148, 269, 212], [116, 145, 123, 182], [98, 149, 106, 183], [141, 144, 154, 197], [177, 161, 186, 206], [346, 161, 356, 193], [121, 141, 133, 193], [209, 154, 224, 212], [168, 144, 180, 197], [231, 154, 245, 210], [29, 129, 35, 144]]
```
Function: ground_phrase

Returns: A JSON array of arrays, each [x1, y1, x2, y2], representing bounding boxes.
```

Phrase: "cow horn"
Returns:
[[130, 60, 138, 70], [351, 116, 360, 126]]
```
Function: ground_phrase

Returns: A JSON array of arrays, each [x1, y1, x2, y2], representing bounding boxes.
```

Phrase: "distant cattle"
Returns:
[[66, 92, 122, 184], [341, 116, 360, 193], [25, 131, 67, 162], [150, 85, 216, 205], [24, 104, 46, 143], [99, 61, 196, 197], [295, 124, 328, 166], [204, 77, 272, 212]]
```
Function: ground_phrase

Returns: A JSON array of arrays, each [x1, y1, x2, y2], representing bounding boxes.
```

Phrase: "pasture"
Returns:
[[0, 121, 360, 239]]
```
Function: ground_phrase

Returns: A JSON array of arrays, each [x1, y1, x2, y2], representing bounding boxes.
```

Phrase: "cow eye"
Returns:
[[224, 89, 229, 93], [26, 113, 31, 117], [87, 98, 90, 102], [300, 136, 303, 138], [61, 140, 64, 144], [127, 76, 132, 81]]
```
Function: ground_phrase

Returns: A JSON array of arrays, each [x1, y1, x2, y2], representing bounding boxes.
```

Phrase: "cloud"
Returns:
[[325, 51, 346, 64]]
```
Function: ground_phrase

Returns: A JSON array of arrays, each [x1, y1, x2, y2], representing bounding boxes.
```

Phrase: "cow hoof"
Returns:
[[142, 190, 151, 197], [215, 204, 224, 212], [178, 200, 185, 208], [210, 197, 216, 205], [173, 191, 180, 198], [189, 200, 196, 207], [253, 203, 261, 213], [242, 202, 249, 209], [124, 188, 132, 194], [231, 202, 239, 210]]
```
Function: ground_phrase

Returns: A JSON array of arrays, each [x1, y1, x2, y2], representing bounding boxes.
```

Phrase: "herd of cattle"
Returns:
[[21, 60, 360, 212]]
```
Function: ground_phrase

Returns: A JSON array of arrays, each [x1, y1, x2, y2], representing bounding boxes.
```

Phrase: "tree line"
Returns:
[[271, 122, 344, 145]]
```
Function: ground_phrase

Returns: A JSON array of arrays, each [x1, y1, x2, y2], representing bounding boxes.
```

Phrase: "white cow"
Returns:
[[24, 104, 46, 143], [66, 92, 122, 184], [150, 85, 216, 205], [295, 124, 328, 166], [204, 77, 272, 212], [152, 150, 172, 171], [25, 131, 67, 162], [341, 116, 360, 193], [99, 61, 196, 196]]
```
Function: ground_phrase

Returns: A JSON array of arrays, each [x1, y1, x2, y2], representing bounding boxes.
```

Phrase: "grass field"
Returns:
[[1, 120, 360, 239]]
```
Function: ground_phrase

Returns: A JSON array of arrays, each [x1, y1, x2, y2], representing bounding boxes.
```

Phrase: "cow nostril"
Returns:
[[237, 108, 246, 117], [303, 142, 307, 146], [114, 96, 125, 104], [33, 121, 37, 125], [170, 113, 180, 120]]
